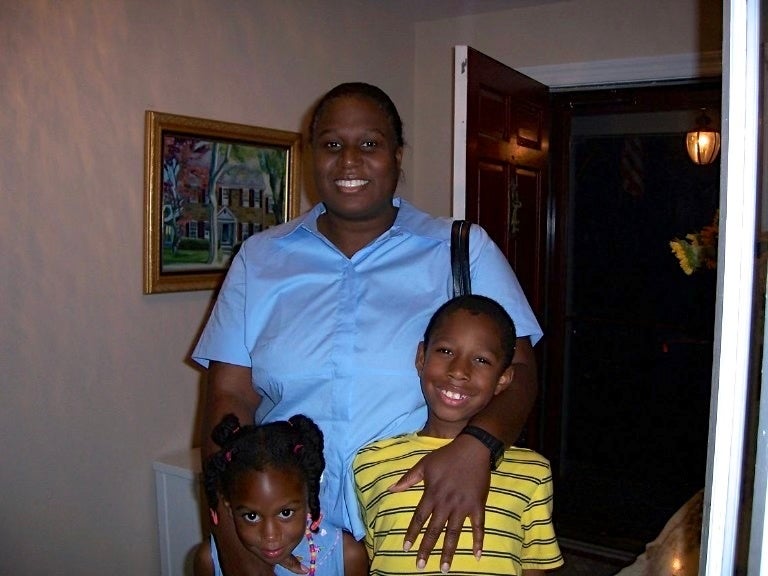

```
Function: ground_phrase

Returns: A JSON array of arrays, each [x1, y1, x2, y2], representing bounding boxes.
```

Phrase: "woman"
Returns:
[[193, 82, 542, 575]]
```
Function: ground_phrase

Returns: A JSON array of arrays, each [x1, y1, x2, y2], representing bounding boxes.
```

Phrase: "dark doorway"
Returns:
[[543, 81, 721, 558]]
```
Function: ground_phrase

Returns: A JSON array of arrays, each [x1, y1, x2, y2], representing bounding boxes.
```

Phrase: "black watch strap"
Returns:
[[460, 425, 505, 470]]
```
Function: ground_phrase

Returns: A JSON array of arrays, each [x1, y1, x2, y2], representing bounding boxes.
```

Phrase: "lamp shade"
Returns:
[[686, 112, 721, 165]]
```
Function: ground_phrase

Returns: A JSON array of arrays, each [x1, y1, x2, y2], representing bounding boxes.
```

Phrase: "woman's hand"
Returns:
[[388, 433, 490, 572]]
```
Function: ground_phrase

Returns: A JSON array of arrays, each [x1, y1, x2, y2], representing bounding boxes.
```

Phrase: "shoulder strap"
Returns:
[[451, 220, 472, 297]]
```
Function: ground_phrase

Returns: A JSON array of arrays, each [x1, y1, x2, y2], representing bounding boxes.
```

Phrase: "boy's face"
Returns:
[[225, 467, 308, 568], [416, 309, 513, 438]]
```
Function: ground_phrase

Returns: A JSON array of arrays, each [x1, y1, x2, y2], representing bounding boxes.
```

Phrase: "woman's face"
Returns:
[[226, 467, 308, 568], [312, 95, 403, 224]]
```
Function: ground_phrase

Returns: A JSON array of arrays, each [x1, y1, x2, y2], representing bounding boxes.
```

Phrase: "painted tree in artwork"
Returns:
[[205, 142, 231, 264], [162, 158, 182, 254], [256, 148, 287, 223], [162, 137, 210, 254]]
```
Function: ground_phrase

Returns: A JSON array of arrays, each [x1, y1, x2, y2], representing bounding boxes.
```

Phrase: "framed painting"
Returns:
[[143, 111, 301, 294]]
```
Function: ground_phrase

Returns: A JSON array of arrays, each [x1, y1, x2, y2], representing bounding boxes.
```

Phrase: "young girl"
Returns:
[[194, 413, 344, 576]]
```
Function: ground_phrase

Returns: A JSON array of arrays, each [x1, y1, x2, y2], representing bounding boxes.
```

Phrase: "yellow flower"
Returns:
[[669, 240, 695, 275], [669, 210, 719, 275]]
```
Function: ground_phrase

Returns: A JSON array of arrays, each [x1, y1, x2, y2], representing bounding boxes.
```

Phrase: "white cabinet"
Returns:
[[153, 448, 205, 576]]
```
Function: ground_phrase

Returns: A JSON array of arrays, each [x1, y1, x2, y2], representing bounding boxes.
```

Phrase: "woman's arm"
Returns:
[[200, 362, 266, 576], [389, 337, 538, 572], [192, 540, 214, 576], [200, 361, 260, 459], [467, 337, 537, 445], [200, 361, 309, 575]]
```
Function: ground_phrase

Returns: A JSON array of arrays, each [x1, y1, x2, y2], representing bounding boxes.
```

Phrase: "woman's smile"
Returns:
[[334, 178, 370, 191]]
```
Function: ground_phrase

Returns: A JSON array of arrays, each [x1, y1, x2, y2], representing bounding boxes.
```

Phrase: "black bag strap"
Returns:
[[451, 219, 472, 297]]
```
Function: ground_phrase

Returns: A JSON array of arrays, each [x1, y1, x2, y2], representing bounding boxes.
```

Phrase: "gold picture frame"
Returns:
[[143, 111, 301, 294]]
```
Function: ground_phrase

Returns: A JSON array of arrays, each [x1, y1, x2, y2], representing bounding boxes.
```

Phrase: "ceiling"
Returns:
[[376, 0, 564, 22]]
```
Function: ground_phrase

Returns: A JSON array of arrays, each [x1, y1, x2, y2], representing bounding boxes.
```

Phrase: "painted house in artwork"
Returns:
[[163, 163, 280, 262]]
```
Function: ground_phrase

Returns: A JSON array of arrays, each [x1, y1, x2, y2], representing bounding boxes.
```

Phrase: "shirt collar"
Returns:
[[275, 196, 417, 239]]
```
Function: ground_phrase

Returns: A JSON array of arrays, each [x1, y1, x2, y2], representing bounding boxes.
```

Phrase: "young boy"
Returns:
[[354, 295, 564, 575]]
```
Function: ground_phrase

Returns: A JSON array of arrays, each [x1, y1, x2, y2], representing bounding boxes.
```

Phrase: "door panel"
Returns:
[[456, 46, 550, 449], [509, 166, 545, 314], [464, 46, 550, 321]]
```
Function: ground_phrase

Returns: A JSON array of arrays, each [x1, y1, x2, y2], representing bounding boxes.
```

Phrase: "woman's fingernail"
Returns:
[[441, 562, 451, 573], [417, 558, 426, 571], [403, 540, 412, 552], [475, 550, 482, 561]]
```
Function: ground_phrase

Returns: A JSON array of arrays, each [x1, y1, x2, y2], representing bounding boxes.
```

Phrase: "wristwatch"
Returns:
[[460, 425, 505, 470]]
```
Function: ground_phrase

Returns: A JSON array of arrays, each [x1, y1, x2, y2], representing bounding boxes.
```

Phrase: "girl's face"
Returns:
[[226, 467, 308, 568], [416, 309, 513, 438], [311, 95, 403, 225]]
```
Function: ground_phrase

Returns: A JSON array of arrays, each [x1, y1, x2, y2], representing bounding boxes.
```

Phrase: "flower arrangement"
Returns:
[[669, 210, 719, 275]]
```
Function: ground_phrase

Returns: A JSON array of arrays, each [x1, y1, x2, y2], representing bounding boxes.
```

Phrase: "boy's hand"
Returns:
[[388, 434, 490, 572]]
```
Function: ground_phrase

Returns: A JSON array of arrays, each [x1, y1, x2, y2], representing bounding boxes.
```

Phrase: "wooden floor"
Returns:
[[552, 539, 636, 576]]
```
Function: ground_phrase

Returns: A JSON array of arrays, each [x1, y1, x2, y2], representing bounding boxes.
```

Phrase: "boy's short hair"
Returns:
[[423, 294, 517, 367]]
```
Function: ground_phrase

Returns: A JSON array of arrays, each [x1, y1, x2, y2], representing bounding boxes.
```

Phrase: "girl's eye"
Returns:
[[361, 140, 378, 149], [436, 347, 452, 356], [325, 141, 341, 150], [242, 512, 261, 523], [279, 508, 296, 519], [475, 356, 491, 365]]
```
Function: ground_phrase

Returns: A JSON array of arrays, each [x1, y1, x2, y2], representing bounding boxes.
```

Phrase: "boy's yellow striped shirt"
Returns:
[[354, 433, 564, 575]]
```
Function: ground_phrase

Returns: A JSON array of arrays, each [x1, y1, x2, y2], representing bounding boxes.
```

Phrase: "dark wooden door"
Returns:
[[461, 47, 550, 447], [464, 47, 550, 319]]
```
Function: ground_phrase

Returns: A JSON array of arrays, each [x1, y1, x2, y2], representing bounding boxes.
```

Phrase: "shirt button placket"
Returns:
[[334, 261, 357, 421]]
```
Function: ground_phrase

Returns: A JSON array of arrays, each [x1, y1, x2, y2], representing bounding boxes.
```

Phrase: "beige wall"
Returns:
[[0, 2, 412, 574], [0, 0, 719, 573]]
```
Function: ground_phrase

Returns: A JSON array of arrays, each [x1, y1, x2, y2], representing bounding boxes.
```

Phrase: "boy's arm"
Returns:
[[389, 337, 538, 571]]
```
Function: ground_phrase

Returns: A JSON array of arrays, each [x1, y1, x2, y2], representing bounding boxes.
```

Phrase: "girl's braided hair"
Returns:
[[202, 413, 325, 529]]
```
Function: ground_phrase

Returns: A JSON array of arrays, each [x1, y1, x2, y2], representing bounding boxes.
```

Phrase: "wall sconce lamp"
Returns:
[[686, 110, 721, 165]]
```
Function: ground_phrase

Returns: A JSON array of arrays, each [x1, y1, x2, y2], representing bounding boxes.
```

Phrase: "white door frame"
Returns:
[[705, 2, 761, 575]]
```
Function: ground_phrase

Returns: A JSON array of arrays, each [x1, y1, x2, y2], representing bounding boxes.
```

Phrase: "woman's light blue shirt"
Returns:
[[193, 198, 542, 539]]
